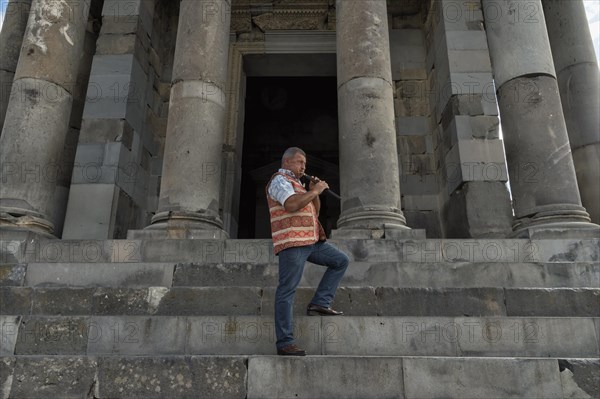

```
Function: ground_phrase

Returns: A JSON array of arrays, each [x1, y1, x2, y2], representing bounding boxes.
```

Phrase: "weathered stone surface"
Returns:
[[87, 316, 186, 355], [25, 262, 170, 287], [337, 0, 392, 85], [456, 317, 599, 358], [390, 29, 426, 81], [0, 316, 20, 355], [0, 264, 26, 287], [31, 288, 94, 315], [153, 287, 262, 316], [247, 356, 404, 399], [92, 288, 150, 315], [173, 262, 278, 287], [498, 75, 585, 223], [324, 317, 458, 356], [15, 316, 89, 355], [442, 181, 513, 238], [559, 359, 600, 399], [98, 356, 247, 398], [402, 357, 563, 398], [0, 356, 15, 394], [505, 288, 600, 317], [8, 356, 98, 398], [0, 287, 31, 315], [376, 287, 506, 316], [186, 316, 322, 355]]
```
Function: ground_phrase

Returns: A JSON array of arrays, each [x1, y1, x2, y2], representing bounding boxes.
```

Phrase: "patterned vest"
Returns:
[[266, 172, 327, 255]]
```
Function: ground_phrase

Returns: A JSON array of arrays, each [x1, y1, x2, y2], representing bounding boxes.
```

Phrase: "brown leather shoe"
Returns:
[[277, 344, 306, 356], [307, 303, 344, 316]]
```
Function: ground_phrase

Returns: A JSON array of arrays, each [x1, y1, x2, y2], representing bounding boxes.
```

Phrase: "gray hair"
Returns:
[[281, 147, 306, 165]]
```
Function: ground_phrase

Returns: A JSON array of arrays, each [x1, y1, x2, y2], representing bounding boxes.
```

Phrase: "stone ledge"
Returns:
[[4, 315, 599, 358]]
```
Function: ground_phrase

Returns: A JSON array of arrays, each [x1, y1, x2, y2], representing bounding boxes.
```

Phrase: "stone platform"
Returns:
[[1, 237, 599, 398]]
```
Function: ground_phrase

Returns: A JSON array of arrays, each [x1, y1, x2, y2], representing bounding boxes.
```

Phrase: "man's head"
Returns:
[[281, 147, 306, 178]]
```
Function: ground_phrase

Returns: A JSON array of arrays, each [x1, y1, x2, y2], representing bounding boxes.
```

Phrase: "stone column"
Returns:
[[146, 0, 231, 237], [542, 0, 600, 225], [0, 0, 91, 236], [482, 0, 597, 236], [335, 0, 408, 234], [0, 0, 32, 134]]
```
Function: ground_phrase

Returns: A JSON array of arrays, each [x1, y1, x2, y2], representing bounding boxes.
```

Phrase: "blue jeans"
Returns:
[[275, 241, 349, 349]]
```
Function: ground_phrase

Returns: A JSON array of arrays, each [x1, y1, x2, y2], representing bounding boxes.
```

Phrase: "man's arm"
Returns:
[[284, 181, 329, 213]]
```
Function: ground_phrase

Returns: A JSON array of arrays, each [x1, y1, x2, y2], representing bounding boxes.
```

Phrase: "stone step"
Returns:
[[1, 355, 598, 398], [2, 286, 599, 317], [3, 237, 599, 264], [2, 315, 598, 358], [5, 261, 599, 289]]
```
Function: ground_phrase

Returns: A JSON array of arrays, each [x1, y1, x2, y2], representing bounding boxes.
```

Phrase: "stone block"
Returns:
[[92, 288, 151, 315], [445, 30, 488, 50], [173, 262, 278, 287], [153, 287, 262, 316], [447, 50, 492, 73], [376, 287, 506, 316], [15, 316, 90, 355], [390, 29, 427, 81], [456, 317, 599, 358], [61, 184, 118, 239], [559, 359, 600, 399], [31, 288, 94, 315], [0, 357, 15, 395], [8, 357, 98, 398], [433, 0, 485, 31], [401, 195, 439, 211], [79, 118, 135, 149], [1, 316, 20, 355], [87, 316, 187, 355], [98, 356, 247, 399], [0, 287, 32, 315], [96, 33, 137, 55], [403, 210, 443, 238], [442, 181, 513, 238], [442, 115, 500, 148], [100, 15, 141, 35], [435, 73, 496, 121], [247, 356, 404, 399], [323, 317, 458, 356], [444, 139, 508, 194], [0, 264, 26, 286], [505, 288, 600, 317], [399, 174, 439, 195], [396, 116, 431, 136], [403, 357, 562, 398], [186, 316, 322, 356], [441, 93, 499, 119], [25, 263, 172, 288]]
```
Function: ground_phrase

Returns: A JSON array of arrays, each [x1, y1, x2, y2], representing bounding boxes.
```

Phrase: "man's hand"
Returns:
[[309, 179, 329, 194], [283, 178, 328, 213]]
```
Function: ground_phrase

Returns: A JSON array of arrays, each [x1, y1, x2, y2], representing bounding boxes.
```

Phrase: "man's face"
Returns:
[[284, 153, 306, 178]]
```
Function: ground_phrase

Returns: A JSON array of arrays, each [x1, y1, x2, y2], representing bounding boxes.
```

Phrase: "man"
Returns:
[[266, 147, 349, 356]]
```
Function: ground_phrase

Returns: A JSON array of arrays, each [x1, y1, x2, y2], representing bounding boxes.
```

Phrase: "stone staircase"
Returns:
[[1, 237, 599, 398]]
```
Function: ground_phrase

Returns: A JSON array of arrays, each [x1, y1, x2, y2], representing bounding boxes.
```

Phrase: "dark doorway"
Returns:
[[238, 77, 340, 239]]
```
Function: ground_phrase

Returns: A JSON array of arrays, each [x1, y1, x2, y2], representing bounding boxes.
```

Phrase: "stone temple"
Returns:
[[0, 0, 599, 397]]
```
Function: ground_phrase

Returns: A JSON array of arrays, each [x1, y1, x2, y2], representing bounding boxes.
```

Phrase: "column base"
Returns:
[[337, 206, 407, 231], [0, 207, 55, 238], [330, 224, 426, 240], [511, 222, 600, 239], [127, 210, 228, 239], [511, 205, 599, 238]]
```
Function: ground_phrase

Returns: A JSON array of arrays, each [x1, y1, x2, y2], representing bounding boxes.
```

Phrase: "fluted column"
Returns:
[[482, 0, 597, 236], [0, 0, 91, 236], [147, 0, 231, 235], [335, 0, 407, 231], [0, 0, 32, 134], [542, 0, 600, 224]]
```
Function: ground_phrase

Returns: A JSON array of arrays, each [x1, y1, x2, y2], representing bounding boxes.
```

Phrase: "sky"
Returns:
[[0, 1, 598, 62]]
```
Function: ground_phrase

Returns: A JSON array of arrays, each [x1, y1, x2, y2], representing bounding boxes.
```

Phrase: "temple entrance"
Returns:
[[238, 76, 340, 239]]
